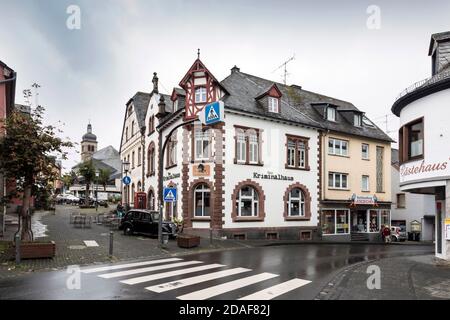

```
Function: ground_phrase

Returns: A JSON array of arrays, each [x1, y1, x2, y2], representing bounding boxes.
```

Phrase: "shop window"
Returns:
[[369, 210, 379, 232], [286, 135, 309, 170], [396, 193, 406, 208], [328, 138, 348, 156], [380, 210, 390, 227], [399, 117, 424, 163], [194, 183, 210, 217], [321, 210, 350, 235]]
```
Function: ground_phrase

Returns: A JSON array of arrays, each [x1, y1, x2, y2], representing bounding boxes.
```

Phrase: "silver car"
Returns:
[[390, 226, 407, 242]]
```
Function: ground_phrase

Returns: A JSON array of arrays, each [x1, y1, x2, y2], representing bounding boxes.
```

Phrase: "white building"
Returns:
[[392, 31, 450, 260], [391, 149, 436, 241]]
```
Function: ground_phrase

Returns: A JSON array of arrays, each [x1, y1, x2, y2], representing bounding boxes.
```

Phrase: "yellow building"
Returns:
[[314, 104, 393, 241]]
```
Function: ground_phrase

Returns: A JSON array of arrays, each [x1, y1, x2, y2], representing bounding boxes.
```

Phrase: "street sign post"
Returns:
[[122, 176, 131, 185], [163, 187, 177, 203], [199, 101, 224, 125]]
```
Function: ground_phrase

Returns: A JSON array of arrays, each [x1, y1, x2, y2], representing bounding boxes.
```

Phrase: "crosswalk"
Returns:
[[80, 257, 312, 300]]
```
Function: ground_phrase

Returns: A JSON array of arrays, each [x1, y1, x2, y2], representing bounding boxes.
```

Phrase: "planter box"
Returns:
[[13, 241, 56, 259], [177, 234, 200, 248]]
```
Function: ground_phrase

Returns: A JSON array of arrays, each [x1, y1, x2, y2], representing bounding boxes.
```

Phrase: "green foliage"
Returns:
[[0, 106, 73, 202], [78, 160, 95, 185], [98, 168, 111, 190]]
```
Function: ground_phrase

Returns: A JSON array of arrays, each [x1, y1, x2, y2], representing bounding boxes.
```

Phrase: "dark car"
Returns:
[[119, 209, 178, 238]]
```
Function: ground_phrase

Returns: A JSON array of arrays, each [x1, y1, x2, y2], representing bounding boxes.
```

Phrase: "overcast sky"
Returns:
[[1, 0, 449, 172]]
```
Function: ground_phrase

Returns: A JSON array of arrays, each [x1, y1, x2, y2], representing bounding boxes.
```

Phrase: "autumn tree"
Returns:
[[0, 106, 72, 241]]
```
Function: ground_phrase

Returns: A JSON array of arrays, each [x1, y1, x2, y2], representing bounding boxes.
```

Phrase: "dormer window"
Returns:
[[327, 107, 336, 121], [195, 87, 207, 103], [354, 114, 362, 127], [268, 97, 279, 113]]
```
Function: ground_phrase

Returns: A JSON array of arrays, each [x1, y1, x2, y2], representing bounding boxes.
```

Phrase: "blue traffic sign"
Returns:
[[163, 187, 177, 202], [122, 176, 131, 185], [204, 101, 224, 125]]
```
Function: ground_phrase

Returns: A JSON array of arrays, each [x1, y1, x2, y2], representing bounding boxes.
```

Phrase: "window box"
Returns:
[[177, 234, 200, 248]]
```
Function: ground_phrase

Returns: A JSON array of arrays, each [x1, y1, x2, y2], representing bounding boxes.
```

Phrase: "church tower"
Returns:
[[81, 122, 98, 162]]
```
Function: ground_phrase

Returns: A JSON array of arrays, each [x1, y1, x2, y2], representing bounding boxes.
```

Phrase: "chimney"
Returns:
[[231, 65, 240, 74], [152, 72, 159, 94]]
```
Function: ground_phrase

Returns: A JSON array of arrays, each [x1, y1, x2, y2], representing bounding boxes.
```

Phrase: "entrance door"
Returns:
[[352, 210, 367, 232]]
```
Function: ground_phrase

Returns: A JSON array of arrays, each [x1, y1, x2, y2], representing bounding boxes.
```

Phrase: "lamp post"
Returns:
[[140, 126, 146, 194], [122, 161, 130, 212], [95, 170, 99, 212]]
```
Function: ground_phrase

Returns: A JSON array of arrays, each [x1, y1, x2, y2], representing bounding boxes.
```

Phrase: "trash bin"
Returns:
[[162, 233, 169, 245], [408, 232, 413, 241]]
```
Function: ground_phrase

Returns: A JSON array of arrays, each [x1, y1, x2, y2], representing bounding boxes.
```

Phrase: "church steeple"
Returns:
[[81, 122, 98, 162]]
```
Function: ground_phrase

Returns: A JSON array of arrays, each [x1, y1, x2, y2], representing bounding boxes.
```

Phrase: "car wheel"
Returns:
[[124, 226, 133, 235]]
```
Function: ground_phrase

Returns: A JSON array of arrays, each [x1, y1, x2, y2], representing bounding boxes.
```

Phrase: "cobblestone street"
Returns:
[[0, 205, 247, 278]]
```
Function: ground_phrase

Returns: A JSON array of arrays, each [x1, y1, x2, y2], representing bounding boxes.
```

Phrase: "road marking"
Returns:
[[238, 278, 312, 300], [83, 240, 99, 247], [98, 261, 203, 279], [176, 272, 278, 300], [120, 263, 225, 285], [80, 258, 182, 274], [146, 268, 251, 293]]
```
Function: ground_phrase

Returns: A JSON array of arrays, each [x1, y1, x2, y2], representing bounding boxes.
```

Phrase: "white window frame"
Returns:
[[328, 138, 348, 156], [194, 184, 210, 217], [237, 186, 259, 217], [288, 188, 305, 217], [236, 130, 246, 163], [195, 87, 207, 103], [195, 130, 210, 161], [327, 107, 336, 121], [248, 132, 259, 164], [287, 140, 296, 167], [268, 97, 279, 113], [361, 175, 370, 192], [328, 172, 348, 189], [362, 143, 369, 159], [354, 113, 362, 127]]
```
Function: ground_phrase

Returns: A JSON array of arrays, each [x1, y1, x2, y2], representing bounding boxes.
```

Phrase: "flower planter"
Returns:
[[177, 234, 200, 248], [13, 241, 56, 259]]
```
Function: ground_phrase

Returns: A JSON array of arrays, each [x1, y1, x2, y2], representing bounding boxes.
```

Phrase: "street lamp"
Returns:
[[95, 170, 99, 212], [122, 161, 130, 212]]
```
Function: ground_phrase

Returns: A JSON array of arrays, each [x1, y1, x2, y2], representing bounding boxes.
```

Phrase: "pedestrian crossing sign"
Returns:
[[200, 101, 224, 125], [163, 187, 177, 202]]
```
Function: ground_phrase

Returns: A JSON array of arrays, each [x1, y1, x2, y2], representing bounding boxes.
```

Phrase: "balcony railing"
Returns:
[[396, 69, 450, 101]]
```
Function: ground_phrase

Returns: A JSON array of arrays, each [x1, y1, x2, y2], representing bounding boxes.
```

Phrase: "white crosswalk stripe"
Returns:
[[238, 278, 311, 300], [80, 258, 182, 274], [98, 261, 203, 279], [176, 272, 279, 300], [146, 267, 252, 293], [120, 263, 225, 285]]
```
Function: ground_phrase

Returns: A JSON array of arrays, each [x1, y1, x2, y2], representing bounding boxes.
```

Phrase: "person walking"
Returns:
[[382, 225, 391, 243]]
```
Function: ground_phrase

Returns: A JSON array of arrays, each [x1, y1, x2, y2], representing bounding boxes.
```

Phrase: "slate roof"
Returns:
[[220, 71, 393, 142], [72, 146, 121, 182], [129, 92, 151, 129], [173, 88, 186, 96]]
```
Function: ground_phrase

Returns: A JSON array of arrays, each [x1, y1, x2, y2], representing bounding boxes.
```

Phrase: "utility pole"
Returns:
[[272, 55, 295, 85]]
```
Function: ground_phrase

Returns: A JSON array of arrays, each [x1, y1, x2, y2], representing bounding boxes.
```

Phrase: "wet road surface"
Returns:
[[0, 244, 433, 300]]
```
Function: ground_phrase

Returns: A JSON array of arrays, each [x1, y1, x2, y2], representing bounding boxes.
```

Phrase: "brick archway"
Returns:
[[231, 179, 265, 222], [283, 182, 311, 220]]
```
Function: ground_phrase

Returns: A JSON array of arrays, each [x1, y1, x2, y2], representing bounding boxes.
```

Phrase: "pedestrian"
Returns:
[[382, 225, 391, 243], [116, 202, 124, 218]]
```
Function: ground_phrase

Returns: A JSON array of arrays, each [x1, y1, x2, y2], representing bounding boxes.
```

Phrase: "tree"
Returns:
[[0, 106, 73, 241], [97, 168, 111, 191], [78, 160, 95, 206], [61, 170, 77, 193]]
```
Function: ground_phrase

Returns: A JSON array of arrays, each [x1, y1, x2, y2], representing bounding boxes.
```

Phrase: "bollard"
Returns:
[[15, 234, 21, 264], [109, 231, 114, 257]]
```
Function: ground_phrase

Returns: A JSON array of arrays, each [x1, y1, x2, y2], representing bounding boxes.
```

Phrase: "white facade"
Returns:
[[391, 164, 436, 241]]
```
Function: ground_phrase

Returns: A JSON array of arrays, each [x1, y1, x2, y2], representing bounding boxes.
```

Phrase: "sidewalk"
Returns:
[[0, 205, 248, 279], [317, 254, 450, 300]]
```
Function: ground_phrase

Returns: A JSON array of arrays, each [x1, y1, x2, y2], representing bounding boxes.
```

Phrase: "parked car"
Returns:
[[119, 209, 178, 238], [65, 195, 80, 204], [390, 226, 407, 242]]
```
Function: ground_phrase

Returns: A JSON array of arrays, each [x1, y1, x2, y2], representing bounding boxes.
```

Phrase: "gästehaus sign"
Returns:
[[253, 172, 294, 181], [400, 157, 450, 184]]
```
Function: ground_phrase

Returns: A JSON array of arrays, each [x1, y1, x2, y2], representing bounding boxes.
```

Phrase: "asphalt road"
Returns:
[[0, 244, 433, 300]]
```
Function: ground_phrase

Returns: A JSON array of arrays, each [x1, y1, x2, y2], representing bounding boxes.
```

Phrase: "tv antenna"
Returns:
[[272, 54, 295, 85]]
